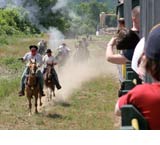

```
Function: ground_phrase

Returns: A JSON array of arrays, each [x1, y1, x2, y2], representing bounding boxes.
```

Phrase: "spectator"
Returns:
[[115, 24, 160, 130], [106, 6, 140, 64]]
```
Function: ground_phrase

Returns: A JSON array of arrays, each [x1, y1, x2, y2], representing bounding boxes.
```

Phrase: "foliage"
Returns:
[[68, 0, 116, 35], [0, 8, 39, 36], [0, 0, 116, 37]]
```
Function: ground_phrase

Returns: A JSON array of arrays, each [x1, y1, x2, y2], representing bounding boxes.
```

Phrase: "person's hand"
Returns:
[[18, 57, 23, 61], [107, 37, 117, 47]]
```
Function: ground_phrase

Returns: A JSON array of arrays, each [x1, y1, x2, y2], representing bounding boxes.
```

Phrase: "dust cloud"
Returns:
[[55, 54, 118, 103]]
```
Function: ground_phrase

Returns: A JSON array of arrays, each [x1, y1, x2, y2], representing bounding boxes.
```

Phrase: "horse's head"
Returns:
[[45, 63, 53, 81], [26, 59, 39, 90], [28, 59, 38, 75]]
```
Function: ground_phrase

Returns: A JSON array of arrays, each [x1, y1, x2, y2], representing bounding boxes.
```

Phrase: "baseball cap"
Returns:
[[145, 24, 160, 60]]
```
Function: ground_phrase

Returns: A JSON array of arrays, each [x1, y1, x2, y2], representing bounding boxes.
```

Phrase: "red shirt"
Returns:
[[118, 83, 160, 130]]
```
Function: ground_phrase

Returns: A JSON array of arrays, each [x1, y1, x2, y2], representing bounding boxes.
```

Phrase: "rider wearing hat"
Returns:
[[42, 49, 61, 90], [18, 45, 45, 96]]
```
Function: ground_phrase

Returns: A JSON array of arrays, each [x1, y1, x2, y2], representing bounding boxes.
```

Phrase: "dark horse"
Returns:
[[25, 59, 42, 115], [43, 63, 55, 101]]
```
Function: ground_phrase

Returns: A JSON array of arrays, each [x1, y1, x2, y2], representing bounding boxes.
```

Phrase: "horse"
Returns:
[[43, 63, 55, 101], [25, 59, 42, 115], [55, 45, 70, 70], [74, 44, 89, 63]]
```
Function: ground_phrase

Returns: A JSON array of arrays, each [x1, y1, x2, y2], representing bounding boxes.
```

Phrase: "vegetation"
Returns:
[[0, 0, 119, 129], [0, 8, 39, 35], [0, 35, 119, 129], [0, 0, 116, 39], [68, 1, 108, 35]]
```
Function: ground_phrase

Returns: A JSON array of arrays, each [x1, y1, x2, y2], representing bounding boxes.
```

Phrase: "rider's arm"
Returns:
[[20, 53, 29, 62], [36, 54, 43, 67]]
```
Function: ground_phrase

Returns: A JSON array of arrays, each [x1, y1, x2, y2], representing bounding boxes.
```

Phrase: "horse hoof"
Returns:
[[28, 112, 32, 116]]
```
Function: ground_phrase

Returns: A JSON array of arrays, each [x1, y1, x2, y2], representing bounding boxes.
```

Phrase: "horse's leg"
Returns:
[[39, 93, 43, 106], [34, 95, 38, 114], [53, 85, 55, 97], [47, 87, 50, 101], [27, 96, 32, 116], [49, 87, 52, 100]]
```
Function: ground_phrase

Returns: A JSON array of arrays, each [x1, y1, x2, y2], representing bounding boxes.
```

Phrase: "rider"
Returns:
[[42, 49, 62, 90], [37, 39, 47, 55], [18, 45, 45, 96], [57, 43, 70, 58]]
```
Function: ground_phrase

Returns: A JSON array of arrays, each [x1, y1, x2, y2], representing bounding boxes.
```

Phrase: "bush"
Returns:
[[0, 8, 40, 36], [0, 33, 9, 45]]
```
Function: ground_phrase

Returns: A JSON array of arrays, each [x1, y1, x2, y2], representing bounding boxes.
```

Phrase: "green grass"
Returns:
[[0, 34, 120, 130], [0, 78, 20, 99], [0, 75, 119, 130]]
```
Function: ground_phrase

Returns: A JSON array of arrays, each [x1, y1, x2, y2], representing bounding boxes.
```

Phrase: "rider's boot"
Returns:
[[41, 90, 45, 96], [56, 83, 62, 90], [40, 89, 45, 96], [18, 84, 25, 96], [39, 85, 45, 96], [53, 77, 62, 90], [18, 89, 25, 96]]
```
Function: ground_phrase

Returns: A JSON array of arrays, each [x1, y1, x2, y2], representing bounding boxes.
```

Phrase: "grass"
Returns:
[[0, 34, 120, 130], [0, 75, 119, 130]]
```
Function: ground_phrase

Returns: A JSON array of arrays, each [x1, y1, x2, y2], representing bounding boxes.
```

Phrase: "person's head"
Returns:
[[29, 45, 38, 56], [115, 28, 139, 50], [115, 27, 129, 49], [46, 49, 52, 56], [145, 24, 160, 81], [62, 43, 66, 46], [131, 6, 140, 31], [118, 18, 125, 28]]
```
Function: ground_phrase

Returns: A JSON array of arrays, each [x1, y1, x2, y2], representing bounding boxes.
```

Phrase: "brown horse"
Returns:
[[44, 63, 55, 101], [25, 59, 42, 115]]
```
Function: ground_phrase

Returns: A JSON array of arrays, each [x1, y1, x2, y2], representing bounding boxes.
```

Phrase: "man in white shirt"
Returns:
[[18, 45, 45, 96], [43, 49, 61, 90], [58, 43, 70, 55]]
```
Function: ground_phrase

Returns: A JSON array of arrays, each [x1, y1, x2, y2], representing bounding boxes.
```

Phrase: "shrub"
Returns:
[[0, 8, 40, 36]]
